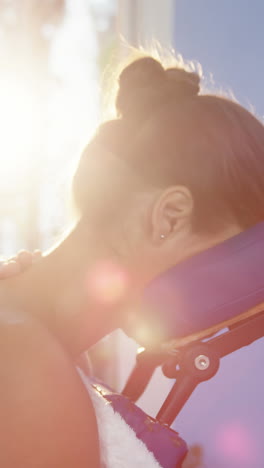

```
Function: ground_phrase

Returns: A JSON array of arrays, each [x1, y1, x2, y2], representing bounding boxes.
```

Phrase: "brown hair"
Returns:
[[75, 56, 264, 232]]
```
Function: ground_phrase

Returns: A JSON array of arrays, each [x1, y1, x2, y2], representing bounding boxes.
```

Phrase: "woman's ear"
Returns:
[[150, 186, 194, 244]]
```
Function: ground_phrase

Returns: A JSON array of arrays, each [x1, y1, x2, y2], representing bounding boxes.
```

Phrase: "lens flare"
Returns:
[[86, 260, 129, 306], [214, 421, 257, 464]]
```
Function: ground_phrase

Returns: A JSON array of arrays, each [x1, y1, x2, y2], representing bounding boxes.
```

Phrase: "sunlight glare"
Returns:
[[0, 0, 100, 192], [86, 260, 129, 306], [0, 77, 36, 186]]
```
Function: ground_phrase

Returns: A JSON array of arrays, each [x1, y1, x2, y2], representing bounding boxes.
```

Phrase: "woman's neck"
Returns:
[[0, 226, 121, 356]]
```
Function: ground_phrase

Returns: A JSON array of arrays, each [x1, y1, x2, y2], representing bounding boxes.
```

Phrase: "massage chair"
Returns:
[[117, 221, 264, 466]]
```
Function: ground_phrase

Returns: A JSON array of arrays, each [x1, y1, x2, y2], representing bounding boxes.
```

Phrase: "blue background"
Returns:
[[174, 0, 264, 115], [173, 2, 264, 467]]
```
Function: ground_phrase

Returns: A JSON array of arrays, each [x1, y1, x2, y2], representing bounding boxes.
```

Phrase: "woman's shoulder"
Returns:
[[0, 306, 101, 468]]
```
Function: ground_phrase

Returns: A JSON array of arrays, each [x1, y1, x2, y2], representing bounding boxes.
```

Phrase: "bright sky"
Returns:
[[0, 0, 106, 252], [0, 0, 100, 188]]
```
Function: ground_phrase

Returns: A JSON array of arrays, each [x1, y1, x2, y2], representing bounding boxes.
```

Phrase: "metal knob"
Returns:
[[194, 354, 210, 371]]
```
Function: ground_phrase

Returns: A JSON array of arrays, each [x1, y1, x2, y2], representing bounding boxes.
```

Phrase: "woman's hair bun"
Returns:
[[116, 56, 200, 122], [165, 67, 200, 96]]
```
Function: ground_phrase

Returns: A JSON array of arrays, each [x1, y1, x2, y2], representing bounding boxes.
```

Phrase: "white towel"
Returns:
[[78, 369, 162, 468]]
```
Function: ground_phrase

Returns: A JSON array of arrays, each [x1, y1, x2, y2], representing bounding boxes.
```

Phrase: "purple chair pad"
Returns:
[[140, 222, 264, 341]]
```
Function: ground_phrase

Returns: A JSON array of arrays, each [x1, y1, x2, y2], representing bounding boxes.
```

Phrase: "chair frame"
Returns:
[[123, 306, 264, 426]]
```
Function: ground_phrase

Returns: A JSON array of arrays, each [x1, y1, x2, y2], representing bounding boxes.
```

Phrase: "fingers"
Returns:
[[17, 250, 42, 267], [0, 250, 42, 279], [17, 250, 35, 268], [0, 260, 21, 278]]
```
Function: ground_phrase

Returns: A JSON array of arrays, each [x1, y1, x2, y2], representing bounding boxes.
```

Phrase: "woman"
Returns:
[[1, 54, 264, 467]]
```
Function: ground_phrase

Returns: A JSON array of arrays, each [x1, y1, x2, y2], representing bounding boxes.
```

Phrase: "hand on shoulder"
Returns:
[[0, 250, 42, 278]]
